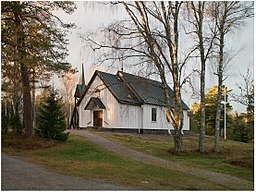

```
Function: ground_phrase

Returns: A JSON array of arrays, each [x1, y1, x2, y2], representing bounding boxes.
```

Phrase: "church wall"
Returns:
[[78, 74, 190, 131]]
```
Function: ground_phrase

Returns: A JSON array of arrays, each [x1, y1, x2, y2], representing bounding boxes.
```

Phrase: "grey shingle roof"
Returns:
[[84, 97, 106, 110], [97, 71, 141, 105], [77, 70, 189, 110], [118, 71, 189, 110]]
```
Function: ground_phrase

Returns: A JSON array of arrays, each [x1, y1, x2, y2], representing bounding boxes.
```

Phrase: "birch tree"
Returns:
[[82, 2, 194, 151], [210, 1, 253, 152], [187, 2, 217, 153]]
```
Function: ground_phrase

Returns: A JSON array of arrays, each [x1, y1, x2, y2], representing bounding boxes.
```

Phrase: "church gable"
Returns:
[[77, 70, 141, 107]]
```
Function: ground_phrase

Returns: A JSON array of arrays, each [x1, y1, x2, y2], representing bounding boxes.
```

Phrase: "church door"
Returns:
[[93, 110, 103, 127]]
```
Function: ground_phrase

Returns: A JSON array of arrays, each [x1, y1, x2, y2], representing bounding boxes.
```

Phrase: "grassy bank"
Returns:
[[96, 132, 253, 182], [2, 134, 234, 190]]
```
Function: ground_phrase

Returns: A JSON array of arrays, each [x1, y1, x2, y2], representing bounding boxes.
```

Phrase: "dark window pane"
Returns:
[[152, 108, 157, 122]]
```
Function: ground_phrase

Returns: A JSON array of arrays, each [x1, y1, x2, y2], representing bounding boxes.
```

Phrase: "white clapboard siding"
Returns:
[[79, 76, 121, 128], [102, 84, 121, 128], [120, 104, 142, 128]]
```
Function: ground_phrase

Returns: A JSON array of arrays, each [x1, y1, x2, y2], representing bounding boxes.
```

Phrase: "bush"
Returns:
[[35, 88, 68, 141]]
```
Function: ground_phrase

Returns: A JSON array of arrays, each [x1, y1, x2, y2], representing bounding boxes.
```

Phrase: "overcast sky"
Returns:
[[56, 1, 254, 113]]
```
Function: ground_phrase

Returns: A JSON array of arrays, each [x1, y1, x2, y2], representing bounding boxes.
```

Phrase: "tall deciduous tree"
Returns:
[[1, 1, 76, 137], [210, 1, 253, 152], [187, 2, 217, 153], [83, 2, 193, 151]]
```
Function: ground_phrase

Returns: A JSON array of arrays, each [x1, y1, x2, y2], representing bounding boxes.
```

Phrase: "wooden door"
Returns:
[[93, 110, 103, 127]]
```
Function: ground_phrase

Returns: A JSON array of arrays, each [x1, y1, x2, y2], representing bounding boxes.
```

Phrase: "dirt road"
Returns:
[[1, 153, 130, 190]]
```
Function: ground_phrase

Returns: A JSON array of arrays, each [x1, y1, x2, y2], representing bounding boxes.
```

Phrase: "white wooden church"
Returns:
[[70, 65, 190, 133]]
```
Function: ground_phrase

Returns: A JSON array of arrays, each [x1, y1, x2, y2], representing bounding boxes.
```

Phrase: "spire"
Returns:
[[79, 63, 85, 85]]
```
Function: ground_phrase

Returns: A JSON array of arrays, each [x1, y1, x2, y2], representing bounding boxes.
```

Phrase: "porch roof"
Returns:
[[84, 97, 106, 110]]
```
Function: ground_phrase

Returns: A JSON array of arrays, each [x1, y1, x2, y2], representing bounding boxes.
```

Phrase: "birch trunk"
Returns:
[[173, 2, 184, 151], [190, 2, 215, 153], [199, 49, 206, 153], [214, 31, 224, 153], [198, 2, 206, 153]]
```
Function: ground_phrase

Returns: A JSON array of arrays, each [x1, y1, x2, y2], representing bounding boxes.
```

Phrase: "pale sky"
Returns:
[[56, 1, 254, 113]]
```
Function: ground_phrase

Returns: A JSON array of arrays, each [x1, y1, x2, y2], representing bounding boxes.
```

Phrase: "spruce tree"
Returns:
[[36, 88, 68, 141]]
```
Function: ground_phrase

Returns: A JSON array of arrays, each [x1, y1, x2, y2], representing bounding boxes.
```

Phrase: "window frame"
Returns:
[[151, 107, 157, 122]]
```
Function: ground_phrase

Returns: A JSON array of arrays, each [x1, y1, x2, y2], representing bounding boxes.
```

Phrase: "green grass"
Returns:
[[3, 135, 233, 190], [96, 132, 253, 181]]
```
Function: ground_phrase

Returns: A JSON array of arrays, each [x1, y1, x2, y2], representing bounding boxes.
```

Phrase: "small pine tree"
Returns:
[[231, 115, 250, 143], [36, 88, 68, 141]]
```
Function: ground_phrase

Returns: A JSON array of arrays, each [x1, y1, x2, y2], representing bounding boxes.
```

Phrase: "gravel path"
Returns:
[[70, 129, 253, 190], [1, 153, 130, 190]]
